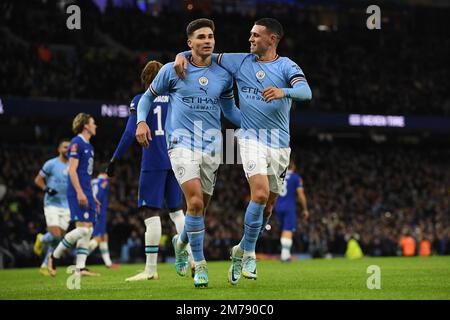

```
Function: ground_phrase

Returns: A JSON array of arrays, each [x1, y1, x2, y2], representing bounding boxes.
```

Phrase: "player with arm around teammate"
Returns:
[[136, 18, 241, 288], [174, 17, 312, 285]]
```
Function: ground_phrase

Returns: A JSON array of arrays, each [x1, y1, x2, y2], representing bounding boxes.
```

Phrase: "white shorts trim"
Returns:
[[168, 147, 220, 195], [238, 139, 290, 194], [44, 206, 71, 231]]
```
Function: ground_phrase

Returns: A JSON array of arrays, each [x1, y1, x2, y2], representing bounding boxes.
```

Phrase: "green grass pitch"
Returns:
[[1, 257, 449, 300]]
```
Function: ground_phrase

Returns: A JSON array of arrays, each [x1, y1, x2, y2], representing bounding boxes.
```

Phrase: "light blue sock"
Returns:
[[42, 246, 54, 266], [41, 232, 55, 244], [180, 226, 189, 244], [185, 214, 205, 263], [240, 201, 266, 252]]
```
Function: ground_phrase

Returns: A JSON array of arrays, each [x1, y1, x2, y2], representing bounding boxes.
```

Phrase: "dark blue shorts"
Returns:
[[275, 209, 297, 232], [93, 209, 107, 237], [68, 194, 96, 223], [138, 169, 183, 209]]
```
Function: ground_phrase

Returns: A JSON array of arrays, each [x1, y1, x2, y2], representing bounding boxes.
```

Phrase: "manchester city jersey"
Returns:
[[216, 53, 308, 148], [39, 157, 69, 208], [146, 59, 234, 153]]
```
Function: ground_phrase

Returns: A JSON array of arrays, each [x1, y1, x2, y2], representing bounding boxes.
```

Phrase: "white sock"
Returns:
[[195, 259, 207, 268], [233, 243, 244, 257], [99, 242, 112, 267], [75, 227, 93, 270], [53, 227, 87, 259], [280, 237, 293, 260], [169, 210, 194, 264], [88, 239, 99, 253], [144, 216, 161, 274], [169, 210, 185, 234], [243, 251, 256, 259]]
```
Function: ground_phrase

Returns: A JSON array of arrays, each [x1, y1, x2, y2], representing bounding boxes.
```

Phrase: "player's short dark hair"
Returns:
[[141, 60, 163, 88], [254, 18, 284, 42], [72, 113, 92, 134], [99, 162, 109, 174], [58, 138, 70, 146], [186, 18, 215, 38]]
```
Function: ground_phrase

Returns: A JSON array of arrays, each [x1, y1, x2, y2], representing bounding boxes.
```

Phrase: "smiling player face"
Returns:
[[249, 25, 275, 56], [188, 27, 215, 59], [58, 141, 70, 159]]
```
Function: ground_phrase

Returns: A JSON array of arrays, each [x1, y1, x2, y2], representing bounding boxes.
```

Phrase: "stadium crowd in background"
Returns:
[[1, 0, 449, 115]]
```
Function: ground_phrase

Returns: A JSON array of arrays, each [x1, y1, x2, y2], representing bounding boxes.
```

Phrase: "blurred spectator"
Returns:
[[399, 231, 417, 257]]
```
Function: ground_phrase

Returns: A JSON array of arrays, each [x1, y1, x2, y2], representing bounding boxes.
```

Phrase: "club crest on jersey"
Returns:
[[83, 212, 89, 219], [247, 160, 256, 172], [256, 70, 265, 80], [177, 167, 185, 178], [199, 76, 209, 86]]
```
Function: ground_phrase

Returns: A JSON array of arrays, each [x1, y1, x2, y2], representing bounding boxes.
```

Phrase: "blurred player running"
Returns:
[[88, 165, 120, 269], [175, 18, 312, 285], [136, 19, 241, 288], [47, 113, 100, 277], [33, 139, 70, 276], [273, 160, 309, 262], [106, 61, 193, 281]]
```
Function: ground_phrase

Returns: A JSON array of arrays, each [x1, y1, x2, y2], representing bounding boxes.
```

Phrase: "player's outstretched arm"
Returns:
[[108, 112, 137, 176], [220, 97, 241, 127], [174, 51, 247, 78], [297, 187, 309, 220], [136, 91, 156, 148]]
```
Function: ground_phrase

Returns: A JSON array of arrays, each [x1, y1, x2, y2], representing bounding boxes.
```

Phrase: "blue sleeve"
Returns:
[[297, 174, 303, 189], [40, 159, 53, 178], [180, 51, 247, 75], [137, 64, 172, 123], [220, 97, 241, 127], [217, 53, 248, 75], [219, 77, 241, 126], [112, 113, 137, 160], [283, 82, 312, 101], [69, 140, 82, 160], [281, 58, 312, 101]]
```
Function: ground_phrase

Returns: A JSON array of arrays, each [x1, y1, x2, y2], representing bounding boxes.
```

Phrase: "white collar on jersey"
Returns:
[[77, 134, 89, 144]]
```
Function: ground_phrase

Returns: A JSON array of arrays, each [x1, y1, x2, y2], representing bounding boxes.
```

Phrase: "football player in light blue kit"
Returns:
[[33, 139, 70, 276], [136, 19, 241, 288], [107, 61, 192, 281], [273, 160, 309, 262], [175, 18, 312, 284], [47, 113, 100, 277]]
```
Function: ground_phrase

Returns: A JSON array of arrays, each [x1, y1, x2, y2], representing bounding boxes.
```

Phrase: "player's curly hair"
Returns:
[[141, 60, 163, 88], [72, 113, 92, 134]]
